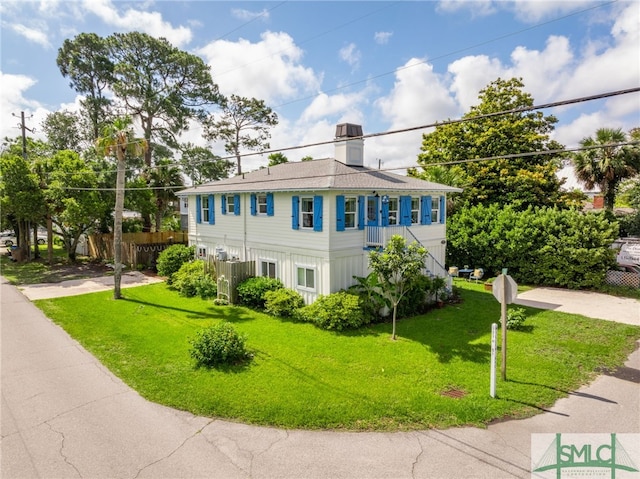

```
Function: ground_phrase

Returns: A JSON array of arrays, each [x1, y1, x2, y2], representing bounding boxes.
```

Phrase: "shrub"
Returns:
[[264, 288, 305, 318], [189, 322, 251, 368], [506, 307, 527, 330], [298, 292, 369, 331], [157, 244, 195, 284], [172, 260, 214, 298], [237, 276, 283, 309]]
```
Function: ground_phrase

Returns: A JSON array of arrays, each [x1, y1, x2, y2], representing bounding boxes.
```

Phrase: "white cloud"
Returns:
[[339, 43, 361, 70], [374, 31, 392, 45], [448, 55, 505, 111], [197, 31, 321, 103], [231, 8, 270, 22], [7, 23, 51, 49], [301, 91, 366, 123], [80, 0, 192, 47], [509, 1, 598, 23], [436, 0, 497, 17], [0, 71, 49, 141]]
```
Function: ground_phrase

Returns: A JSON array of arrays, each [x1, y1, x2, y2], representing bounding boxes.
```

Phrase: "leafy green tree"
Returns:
[[41, 110, 86, 153], [572, 127, 640, 210], [57, 33, 114, 141], [300, 155, 313, 162], [37, 150, 108, 261], [205, 94, 278, 174], [179, 143, 233, 185], [96, 116, 147, 299], [268, 152, 288, 166], [0, 153, 45, 259], [148, 158, 184, 231], [368, 235, 428, 340], [416, 77, 568, 210]]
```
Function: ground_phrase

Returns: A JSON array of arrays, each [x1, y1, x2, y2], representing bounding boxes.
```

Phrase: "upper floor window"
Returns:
[[301, 197, 314, 228], [292, 195, 323, 231], [344, 197, 356, 229], [257, 194, 268, 214], [226, 195, 235, 214], [201, 195, 210, 223], [388, 197, 398, 226], [431, 196, 440, 223], [411, 197, 420, 225]]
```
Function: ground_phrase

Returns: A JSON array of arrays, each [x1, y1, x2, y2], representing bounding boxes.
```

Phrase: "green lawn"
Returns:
[[35, 281, 640, 431]]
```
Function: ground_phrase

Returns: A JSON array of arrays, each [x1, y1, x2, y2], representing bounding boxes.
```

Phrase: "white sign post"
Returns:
[[490, 323, 497, 398], [492, 269, 518, 381]]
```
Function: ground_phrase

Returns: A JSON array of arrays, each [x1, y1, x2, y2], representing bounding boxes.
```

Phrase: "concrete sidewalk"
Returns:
[[1, 277, 639, 478]]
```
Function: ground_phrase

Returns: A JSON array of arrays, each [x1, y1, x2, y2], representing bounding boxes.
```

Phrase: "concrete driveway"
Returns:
[[2, 276, 639, 478]]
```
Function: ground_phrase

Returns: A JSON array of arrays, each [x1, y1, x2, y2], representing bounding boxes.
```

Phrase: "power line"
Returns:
[[59, 141, 640, 191]]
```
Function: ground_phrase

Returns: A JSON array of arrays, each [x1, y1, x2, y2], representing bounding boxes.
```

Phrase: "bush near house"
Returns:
[[156, 244, 195, 284], [237, 276, 283, 309], [447, 205, 618, 289], [264, 288, 304, 318], [172, 260, 216, 299], [298, 292, 370, 331]]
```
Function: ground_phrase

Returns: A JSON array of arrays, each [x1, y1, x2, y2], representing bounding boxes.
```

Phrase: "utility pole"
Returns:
[[12, 111, 36, 260]]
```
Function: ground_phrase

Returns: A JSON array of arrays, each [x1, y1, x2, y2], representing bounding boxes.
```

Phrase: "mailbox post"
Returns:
[[492, 269, 518, 381]]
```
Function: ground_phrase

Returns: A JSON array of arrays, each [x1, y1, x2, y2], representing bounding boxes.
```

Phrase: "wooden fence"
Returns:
[[88, 231, 188, 269], [212, 259, 255, 304]]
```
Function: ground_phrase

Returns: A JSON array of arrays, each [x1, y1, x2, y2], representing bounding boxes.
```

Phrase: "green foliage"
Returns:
[[507, 307, 527, 330], [267, 152, 288, 166], [263, 288, 304, 318], [189, 322, 251, 368], [172, 260, 216, 298], [447, 205, 618, 288], [617, 211, 640, 237], [298, 292, 369, 331], [236, 276, 283, 308], [416, 77, 571, 210], [348, 272, 390, 322], [156, 244, 195, 284]]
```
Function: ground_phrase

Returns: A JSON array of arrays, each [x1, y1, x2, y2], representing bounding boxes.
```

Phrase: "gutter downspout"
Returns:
[[243, 193, 247, 261]]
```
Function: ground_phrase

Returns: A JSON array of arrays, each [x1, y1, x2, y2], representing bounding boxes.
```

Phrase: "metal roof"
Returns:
[[178, 159, 462, 195]]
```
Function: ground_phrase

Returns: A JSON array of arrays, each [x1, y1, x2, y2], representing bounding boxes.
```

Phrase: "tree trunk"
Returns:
[[32, 224, 40, 259], [47, 215, 53, 266], [391, 303, 398, 340], [113, 156, 125, 299]]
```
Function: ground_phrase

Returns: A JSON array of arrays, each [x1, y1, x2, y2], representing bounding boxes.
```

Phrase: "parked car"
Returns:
[[1, 231, 17, 247], [1, 230, 48, 246]]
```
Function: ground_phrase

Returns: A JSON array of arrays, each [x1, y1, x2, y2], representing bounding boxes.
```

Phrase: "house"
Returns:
[[178, 123, 462, 303]]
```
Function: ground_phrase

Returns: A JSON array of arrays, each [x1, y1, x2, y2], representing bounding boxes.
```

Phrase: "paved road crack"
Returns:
[[45, 421, 82, 478]]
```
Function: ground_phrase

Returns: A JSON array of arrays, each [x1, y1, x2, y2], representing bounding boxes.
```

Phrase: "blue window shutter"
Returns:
[[234, 194, 240, 215], [357, 195, 365, 230], [400, 196, 411, 226], [267, 193, 274, 216], [313, 195, 323, 232], [208, 195, 215, 225], [250, 194, 257, 216], [292, 196, 299, 230], [421, 196, 432, 225], [336, 195, 345, 231], [196, 195, 202, 224], [381, 199, 389, 227], [440, 195, 446, 224], [221, 195, 227, 215]]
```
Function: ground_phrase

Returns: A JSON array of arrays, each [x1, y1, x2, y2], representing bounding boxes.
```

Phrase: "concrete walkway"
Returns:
[[1, 277, 639, 478]]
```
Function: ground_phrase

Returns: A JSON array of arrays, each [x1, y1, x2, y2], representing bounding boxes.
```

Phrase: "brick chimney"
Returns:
[[334, 123, 364, 167]]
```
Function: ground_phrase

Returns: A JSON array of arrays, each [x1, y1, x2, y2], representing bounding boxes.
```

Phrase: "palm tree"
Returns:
[[572, 128, 640, 210], [96, 117, 147, 299], [148, 158, 184, 231]]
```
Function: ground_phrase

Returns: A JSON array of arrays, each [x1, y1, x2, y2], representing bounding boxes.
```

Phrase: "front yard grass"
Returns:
[[35, 281, 640, 431]]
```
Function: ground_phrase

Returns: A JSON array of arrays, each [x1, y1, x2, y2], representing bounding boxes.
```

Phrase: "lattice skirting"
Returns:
[[606, 270, 640, 288]]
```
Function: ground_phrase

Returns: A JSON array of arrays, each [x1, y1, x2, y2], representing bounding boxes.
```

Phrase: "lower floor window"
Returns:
[[261, 260, 276, 278], [197, 246, 207, 258], [296, 266, 315, 290]]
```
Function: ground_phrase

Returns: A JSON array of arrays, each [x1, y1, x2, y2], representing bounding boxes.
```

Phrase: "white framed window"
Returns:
[[301, 197, 314, 229], [226, 195, 235, 214], [260, 259, 277, 279], [257, 194, 268, 214], [411, 197, 420, 225], [197, 246, 207, 259], [296, 265, 316, 290], [344, 197, 356, 229], [431, 196, 440, 223], [200, 195, 210, 223], [388, 197, 398, 225]]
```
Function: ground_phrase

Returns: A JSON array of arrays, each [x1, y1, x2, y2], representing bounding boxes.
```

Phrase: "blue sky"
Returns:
[[1, 0, 639, 186]]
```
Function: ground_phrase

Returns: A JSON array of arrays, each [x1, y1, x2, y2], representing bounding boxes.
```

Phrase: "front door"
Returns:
[[367, 196, 379, 227]]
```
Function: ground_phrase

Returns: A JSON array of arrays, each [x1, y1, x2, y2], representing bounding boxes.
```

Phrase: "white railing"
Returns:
[[365, 225, 406, 248]]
